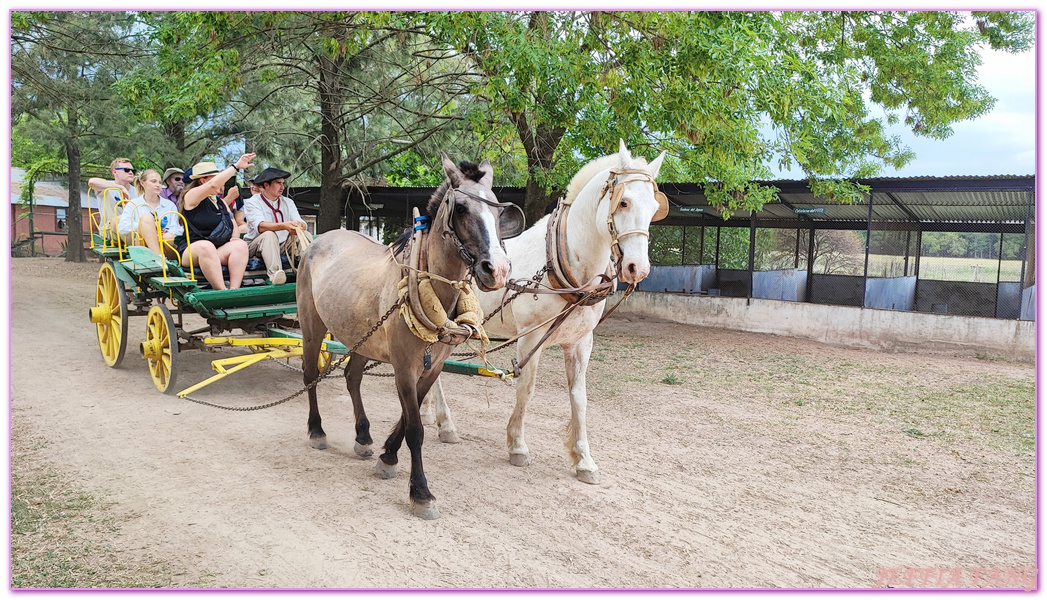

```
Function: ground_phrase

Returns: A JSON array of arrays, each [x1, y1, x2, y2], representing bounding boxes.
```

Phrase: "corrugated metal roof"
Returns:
[[11, 168, 116, 210], [658, 175, 1034, 230]]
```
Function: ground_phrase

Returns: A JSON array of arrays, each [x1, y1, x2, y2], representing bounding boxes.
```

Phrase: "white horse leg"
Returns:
[[420, 386, 436, 425], [563, 333, 599, 484], [422, 377, 460, 443], [507, 332, 545, 466]]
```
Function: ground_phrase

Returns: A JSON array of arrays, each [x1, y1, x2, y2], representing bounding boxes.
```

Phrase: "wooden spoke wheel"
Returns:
[[141, 304, 179, 394], [89, 261, 128, 367], [317, 333, 335, 372]]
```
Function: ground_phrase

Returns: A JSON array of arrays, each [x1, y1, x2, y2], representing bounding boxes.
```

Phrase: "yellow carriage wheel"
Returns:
[[90, 261, 128, 367], [141, 304, 179, 394], [317, 333, 335, 371]]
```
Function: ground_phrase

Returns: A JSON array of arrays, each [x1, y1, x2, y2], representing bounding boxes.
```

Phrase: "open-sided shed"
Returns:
[[287, 174, 1035, 321], [646, 176, 1034, 320]]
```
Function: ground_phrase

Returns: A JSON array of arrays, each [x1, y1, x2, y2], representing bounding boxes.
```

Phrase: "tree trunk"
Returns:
[[315, 53, 345, 233], [511, 110, 565, 226], [64, 135, 86, 262], [162, 120, 187, 160]]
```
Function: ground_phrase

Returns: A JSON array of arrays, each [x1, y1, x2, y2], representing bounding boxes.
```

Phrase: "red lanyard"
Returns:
[[261, 195, 283, 223]]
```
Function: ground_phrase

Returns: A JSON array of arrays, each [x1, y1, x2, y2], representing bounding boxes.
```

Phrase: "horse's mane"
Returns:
[[392, 160, 486, 253], [561, 153, 650, 205]]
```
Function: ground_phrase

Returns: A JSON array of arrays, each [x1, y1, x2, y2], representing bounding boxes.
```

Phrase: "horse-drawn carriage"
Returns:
[[86, 143, 667, 519], [86, 181, 505, 400]]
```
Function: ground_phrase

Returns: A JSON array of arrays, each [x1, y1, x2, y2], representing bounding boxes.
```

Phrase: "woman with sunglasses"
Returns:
[[175, 153, 255, 290]]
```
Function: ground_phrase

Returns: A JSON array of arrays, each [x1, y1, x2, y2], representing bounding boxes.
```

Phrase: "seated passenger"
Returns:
[[242, 167, 308, 285], [175, 154, 255, 290], [87, 157, 136, 235], [160, 167, 185, 204], [116, 168, 183, 259]]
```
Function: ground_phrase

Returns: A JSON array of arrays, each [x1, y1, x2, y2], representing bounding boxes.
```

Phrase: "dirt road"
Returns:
[[9, 257, 1035, 589]]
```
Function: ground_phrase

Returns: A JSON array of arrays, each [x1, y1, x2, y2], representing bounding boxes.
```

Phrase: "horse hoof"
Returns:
[[310, 436, 328, 450], [509, 453, 531, 467], [420, 413, 436, 426], [354, 442, 373, 457], [410, 499, 440, 520], [577, 469, 600, 485], [374, 460, 398, 479], [438, 430, 460, 444]]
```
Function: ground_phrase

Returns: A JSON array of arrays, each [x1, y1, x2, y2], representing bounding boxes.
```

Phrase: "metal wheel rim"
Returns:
[[95, 262, 128, 367]]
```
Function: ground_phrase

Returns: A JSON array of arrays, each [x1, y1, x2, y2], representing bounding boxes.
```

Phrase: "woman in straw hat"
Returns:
[[175, 153, 255, 290]]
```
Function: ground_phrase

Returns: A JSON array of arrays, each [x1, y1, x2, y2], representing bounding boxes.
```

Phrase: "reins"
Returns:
[[458, 167, 660, 376], [399, 208, 489, 348]]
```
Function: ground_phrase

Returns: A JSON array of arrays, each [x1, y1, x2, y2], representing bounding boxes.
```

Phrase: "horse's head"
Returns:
[[429, 153, 524, 292], [601, 140, 667, 284]]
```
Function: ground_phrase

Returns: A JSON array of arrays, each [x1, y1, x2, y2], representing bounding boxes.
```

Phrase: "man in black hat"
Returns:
[[243, 167, 307, 285]]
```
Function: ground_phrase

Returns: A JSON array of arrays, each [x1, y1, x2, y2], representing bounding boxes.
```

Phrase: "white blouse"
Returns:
[[117, 195, 184, 237]]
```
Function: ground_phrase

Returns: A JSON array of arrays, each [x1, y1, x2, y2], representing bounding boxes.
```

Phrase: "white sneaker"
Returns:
[[270, 270, 286, 285]]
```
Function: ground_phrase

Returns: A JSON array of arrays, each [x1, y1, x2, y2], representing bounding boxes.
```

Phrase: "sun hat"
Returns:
[[162, 167, 184, 182], [190, 161, 221, 179], [250, 167, 292, 186]]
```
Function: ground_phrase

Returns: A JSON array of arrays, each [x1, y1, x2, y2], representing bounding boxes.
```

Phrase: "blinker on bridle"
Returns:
[[599, 168, 669, 267], [434, 185, 525, 272]]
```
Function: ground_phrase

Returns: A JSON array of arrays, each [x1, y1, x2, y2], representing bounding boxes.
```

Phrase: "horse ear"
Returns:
[[647, 151, 667, 179], [478, 159, 494, 189], [618, 139, 632, 168], [441, 152, 462, 187]]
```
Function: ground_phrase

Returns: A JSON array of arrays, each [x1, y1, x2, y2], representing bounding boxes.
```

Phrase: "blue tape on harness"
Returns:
[[413, 216, 430, 231]]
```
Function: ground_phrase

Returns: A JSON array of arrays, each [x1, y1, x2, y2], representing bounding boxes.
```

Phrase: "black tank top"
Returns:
[[183, 196, 231, 245]]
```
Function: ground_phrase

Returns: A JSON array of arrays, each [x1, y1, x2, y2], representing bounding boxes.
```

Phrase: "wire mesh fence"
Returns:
[[647, 221, 1033, 320]]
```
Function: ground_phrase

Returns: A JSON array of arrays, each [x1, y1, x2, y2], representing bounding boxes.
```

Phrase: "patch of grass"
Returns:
[[10, 423, 175, 589], [661, 372, 682, 385], [913, 378, 1035, 452]]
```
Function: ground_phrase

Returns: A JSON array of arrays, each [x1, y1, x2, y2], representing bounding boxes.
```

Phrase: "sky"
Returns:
[[768, 39, 1037, 179]]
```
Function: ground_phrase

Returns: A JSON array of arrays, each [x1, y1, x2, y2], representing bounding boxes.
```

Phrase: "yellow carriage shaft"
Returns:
[[175, 336, 345, 398], [174, 335, 509, 399]]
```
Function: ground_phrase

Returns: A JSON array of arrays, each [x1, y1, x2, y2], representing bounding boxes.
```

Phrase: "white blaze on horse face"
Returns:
[[480, 205, 511, 286], [614, 182, 657, 284]]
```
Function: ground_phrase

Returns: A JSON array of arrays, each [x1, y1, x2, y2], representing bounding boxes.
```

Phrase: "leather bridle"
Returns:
[[598, 167, 669, 269], [439, 186, 525, 276]]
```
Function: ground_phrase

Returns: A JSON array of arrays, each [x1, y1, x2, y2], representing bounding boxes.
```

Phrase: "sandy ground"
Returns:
[[9, 257, 1036, 589]]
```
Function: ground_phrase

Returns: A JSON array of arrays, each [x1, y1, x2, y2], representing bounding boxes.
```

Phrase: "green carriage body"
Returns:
[[87, 235, 507, 398]]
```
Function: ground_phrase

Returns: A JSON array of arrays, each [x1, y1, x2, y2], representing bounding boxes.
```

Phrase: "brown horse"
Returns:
[[296, 154, 523, 519]]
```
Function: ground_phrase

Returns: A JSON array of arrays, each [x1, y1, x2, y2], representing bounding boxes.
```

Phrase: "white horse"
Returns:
[[422, 140, 666, 484]]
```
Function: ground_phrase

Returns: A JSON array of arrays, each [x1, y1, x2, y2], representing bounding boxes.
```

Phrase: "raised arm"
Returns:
[[87, 177, 120, 194], [182, 153, 256, 210]]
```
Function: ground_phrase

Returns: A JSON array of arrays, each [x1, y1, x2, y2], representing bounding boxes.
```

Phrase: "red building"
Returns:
[[11, 168, 99, 257]]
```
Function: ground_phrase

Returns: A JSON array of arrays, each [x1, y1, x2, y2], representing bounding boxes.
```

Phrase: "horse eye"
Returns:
[[619, 200, 629, 209], [455, 202, 468, 215]]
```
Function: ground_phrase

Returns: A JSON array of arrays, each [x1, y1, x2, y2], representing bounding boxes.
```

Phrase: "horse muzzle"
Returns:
[[618, 256, 651, 284], [474, 254, 511, 292]]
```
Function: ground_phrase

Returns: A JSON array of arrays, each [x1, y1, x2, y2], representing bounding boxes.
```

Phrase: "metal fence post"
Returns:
[[748, 210, 756, 301], [862, 192, 873, 308], [806, 226, 815, 302]]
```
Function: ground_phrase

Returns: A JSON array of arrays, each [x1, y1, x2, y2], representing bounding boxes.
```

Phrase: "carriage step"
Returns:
[[120, 246, 173, 275], [209, 302, 298, 320], [148, 276, 198, 289]]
